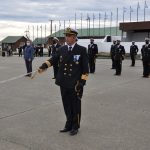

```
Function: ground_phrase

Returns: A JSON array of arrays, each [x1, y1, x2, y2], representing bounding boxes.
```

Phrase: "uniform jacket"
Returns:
[[110, 44, 116, 57], [88, 44, 98, 57], [47, 43, 89, 88], [114, 45, 126, 61], [23, 45, 35, 60], [141, 44, 150, 61], [130, 45, 138, 56], [51, 43, 61, 56]]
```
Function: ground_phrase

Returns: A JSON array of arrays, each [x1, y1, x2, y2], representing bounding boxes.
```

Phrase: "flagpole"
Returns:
[[37, 25, 38, 44], [110, 12, 112, 36], [104, 12, 106, 36], [144, 0, 148, 21], [137, 2, 140, 22], [41, 25, 42, 45], [93, 13, 95, 36], [137, 5, 138, 22], [33, 25, 34, 42], [99, 13, 101, 37], [89, 16, 90, 36], [55, 24, 56, 36], [86, 14, 88, 36], [59, 21, 60, 38], [75, 12, 76, 29], [64, 20, 65, 37], [45, 24, 46, 43], [130, 6, 132, 22], [116, 8, 118, 36], [81, 13, 83, 36]]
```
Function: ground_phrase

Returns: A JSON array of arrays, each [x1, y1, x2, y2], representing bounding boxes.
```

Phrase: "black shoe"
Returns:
[[60, 128, 71, 133], [70, 129, 78, 136], [143, 75, 149, 78], [114, 73, 121, 76], [25, 74, 31, 77]]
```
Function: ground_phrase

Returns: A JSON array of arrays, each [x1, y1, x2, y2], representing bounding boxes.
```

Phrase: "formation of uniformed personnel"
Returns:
[[38, 27, 89, 136], [141, 38, 150, 78], [51, 37, 61, 79], [130, 41, 139, 66], [114, 40, 126, 75], [88, 38, 98, 73], [110, 40, 116, 69]]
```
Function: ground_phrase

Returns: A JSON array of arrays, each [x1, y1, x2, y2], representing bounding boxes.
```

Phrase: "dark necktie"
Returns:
[[68, 46, 72, 54]]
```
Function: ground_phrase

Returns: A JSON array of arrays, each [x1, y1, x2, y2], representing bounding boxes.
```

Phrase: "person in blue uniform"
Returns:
[[114, 40, 125, 76], [110, 40, 116, 69], [141, 38, 150, 78], [23, 40, 35, 77], [38, 27, 89, 136], [130, 41, 138, 66], [88, 38, 98, 73], [51, 37, 61, 79]]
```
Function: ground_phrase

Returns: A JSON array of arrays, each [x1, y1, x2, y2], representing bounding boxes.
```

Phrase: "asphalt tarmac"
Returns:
[[0, 56, 150, 150]]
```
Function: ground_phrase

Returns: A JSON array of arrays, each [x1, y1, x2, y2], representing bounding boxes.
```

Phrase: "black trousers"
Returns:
[[142, 60, 150, 77], [89, 56, 96, 73], [25, 60, 32, 75], [53, 64, 59, 78], [131, 55, 135, 66], [111, 56, 115, 69], [60, 86, 83, 130], [115, 60, 122, 75], [19, 51, 22, 57]]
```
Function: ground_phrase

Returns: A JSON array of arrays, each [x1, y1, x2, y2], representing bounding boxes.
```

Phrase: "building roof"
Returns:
[[33, 37, 48, 45], [120, 21, 150, 32], [2, 36, 25, 43], [50, 27, 122, 38]]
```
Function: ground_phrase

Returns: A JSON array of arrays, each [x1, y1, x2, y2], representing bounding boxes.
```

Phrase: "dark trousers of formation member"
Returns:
[[115, 60, 122, 75], [111, 56, 115, 69], [25, 60, 32, 76], [89, 56, 96, 73], [130, 55, 136, 66], [142, 60, 150, 77]]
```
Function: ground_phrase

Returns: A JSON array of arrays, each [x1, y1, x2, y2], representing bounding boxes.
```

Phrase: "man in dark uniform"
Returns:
[[110, 40, 116, 69], [141, 38, 150, 78], [38, 27, 89, 136], [51, 37, 61, 79], [130, 41, 139, 66], [88, 38, 98, 73], [114, 40, 126, 75], [18, 46, 23, 57], [48, 45, 51, 57]]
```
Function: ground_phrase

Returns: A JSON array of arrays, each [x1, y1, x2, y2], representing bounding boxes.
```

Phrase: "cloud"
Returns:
[[0, 0, 150, 40]]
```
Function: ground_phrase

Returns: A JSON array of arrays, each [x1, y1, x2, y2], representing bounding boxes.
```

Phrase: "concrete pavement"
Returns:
[[0, 56, 150, 150]]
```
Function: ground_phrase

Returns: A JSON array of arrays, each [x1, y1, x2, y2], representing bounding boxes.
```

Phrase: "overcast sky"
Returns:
[[0, 0, 150, 41]]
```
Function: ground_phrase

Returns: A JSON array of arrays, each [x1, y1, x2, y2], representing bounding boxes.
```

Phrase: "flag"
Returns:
[[144, 0, 148, 8]]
